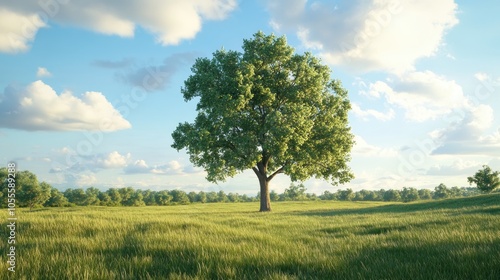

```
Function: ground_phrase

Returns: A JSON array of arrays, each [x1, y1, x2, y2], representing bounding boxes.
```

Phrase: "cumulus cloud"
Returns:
[[351, 103, 395, 121], [123, 160, 151, 174], [0, 80, 131, 131], [123, 159, 203, 175], [427, 159, 482, 176], [0, 0, 237, 53], [0, 8, 46, 53], [36, 67, 52, 77], [64, 173, 98, 187], [151, 160, 184, 175], [266, 0, 459, 72], [474, 72, 489, 82], [366, 71, 467, 122], [98, 151, 131, 168], [50, 151, 132, 175], [431, 109, 500, 156], [352, 135, 398, 157]]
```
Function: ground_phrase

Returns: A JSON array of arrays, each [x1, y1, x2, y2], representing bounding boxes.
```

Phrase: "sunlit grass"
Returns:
[[1, 194, 500, 279]]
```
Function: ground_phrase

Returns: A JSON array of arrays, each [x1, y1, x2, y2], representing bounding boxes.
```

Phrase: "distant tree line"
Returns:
[[1, 166, 499, 209], [317, 184, 485, 202]]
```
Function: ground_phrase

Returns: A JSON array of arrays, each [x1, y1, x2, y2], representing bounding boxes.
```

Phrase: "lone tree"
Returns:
[[467, 165, 500, 193], [172, 32, 354, 211]]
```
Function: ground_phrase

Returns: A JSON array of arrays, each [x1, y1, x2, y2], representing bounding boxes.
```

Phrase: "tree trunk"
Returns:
[[253, 159, 277, 212], [259, 176, 271, 212]]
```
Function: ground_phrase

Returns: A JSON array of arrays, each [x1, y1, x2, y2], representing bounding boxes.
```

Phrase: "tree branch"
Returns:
[[267, 166, 285, 182], [218, 140, 248, 161], [252, 166, 260, 176]]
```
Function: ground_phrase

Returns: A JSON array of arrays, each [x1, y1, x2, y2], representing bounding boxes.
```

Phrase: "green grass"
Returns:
[[1, 194, 500, 279]]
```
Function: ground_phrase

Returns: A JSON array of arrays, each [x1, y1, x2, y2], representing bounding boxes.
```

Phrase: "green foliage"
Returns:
[[383, 189, 401, 202], [468, 165, 500, 193], [206, 191, 218, 203], [227, 192, 240, 202], [156, 190, 173, 205], [418, 189, 433, 200], [401, 187, 420, 202], [172, 31, 354, 210], [282, 183, 307, 201], [337, 188, 354, 201], [2, 168, 489, 211], [188, 191, 198, 203], [197, 191, 207, 203], [0, 169, 51, 210], [106, 188, 122, 206], [44, 187, 69, 207], [320, 190, 336, 200], [120, 187, 145, 206], [142, 190, 157, 206], [449, 186, 463, 198], [170, 189, 190, 205], [64, 188, 87, 206], [217, 190, 229, 203], [85, 187, 101, 206], [270, 190, 279, 201], [434, 183, 451, 199]]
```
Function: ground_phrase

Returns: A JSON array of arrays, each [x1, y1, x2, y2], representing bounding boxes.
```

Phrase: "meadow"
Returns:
[[1, 194, 500, 279]]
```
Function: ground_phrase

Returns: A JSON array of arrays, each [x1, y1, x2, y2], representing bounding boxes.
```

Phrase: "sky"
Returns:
[[1, 0, 499, 195]]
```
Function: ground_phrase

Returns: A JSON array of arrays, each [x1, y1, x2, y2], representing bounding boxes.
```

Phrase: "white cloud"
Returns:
[[98, 151, 131, 168], [123, 158, 203, 175], [352, 135, 398, 157], [266, 0, 459, 73], [0, 0, 237, 53], [36, 67, 52, 77], [124, 160, 151, 174], [0, 80, 131, 131], [474, 72, 489, 82], [432, 105, 500, 156], [64, 173, 98, 187], [367, 71, 467, 122], [427, 159, 482, 176], [50, 151, 133, 176], [351, 103, 395, 121], [467, 105, 494, 131], [479, 128, 500, 145], [151, 160, 184, 175], [0, 8, 46, 53]]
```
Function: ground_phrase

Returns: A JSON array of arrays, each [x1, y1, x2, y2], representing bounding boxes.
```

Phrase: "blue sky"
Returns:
[[1, 0, 499, 194]]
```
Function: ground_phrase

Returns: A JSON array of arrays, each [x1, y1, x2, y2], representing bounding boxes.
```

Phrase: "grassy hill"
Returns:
[[1, 194, 500, 279]]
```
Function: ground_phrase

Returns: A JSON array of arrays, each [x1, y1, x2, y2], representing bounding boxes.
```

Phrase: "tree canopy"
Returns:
[[0, 168, 51, 211], [171, 32, 354, 211], [468, 165, 500, 193]]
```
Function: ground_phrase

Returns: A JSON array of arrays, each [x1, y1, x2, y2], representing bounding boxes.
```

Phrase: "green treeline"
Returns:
[[1, 167, 491, 209]]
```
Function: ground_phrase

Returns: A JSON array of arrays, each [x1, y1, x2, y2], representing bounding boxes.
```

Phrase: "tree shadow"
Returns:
[[95, 222, 341, 279], [26, 208, 51, 212], [334, 238, 500, 280], [296, 194, 500, 217], [98, 222, 204, 279], [319, 220, 450, 238]]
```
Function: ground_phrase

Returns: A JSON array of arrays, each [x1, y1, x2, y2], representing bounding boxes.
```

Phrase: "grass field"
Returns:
[[1, 194, 500, 279]]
